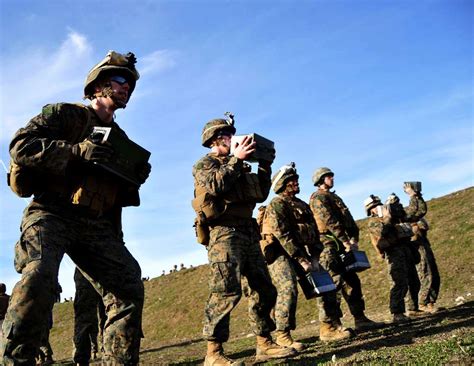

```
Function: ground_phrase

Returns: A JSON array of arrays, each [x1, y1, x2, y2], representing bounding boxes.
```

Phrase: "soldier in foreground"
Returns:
[[403, 182, 441, 313], [310, 168, 383, 333], [0, 284, 9, 341], [73, 268, 106, 365], [365, 195, 416, 323], [192, 116, 296, 365], [259, 163, 351, 349], [1, 51, 150, 365]]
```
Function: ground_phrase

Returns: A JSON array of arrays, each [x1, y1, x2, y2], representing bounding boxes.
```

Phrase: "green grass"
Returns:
[[49, 187, 474, 364]]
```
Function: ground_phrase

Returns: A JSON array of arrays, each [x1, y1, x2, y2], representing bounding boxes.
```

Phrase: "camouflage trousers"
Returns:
[[1, 207, 144, 366], [204, 223, 276, 342], [384, 245, 419, 314], [401, 243, 422, 312], [317, 244, 365, 322], [73, 268, 107, 364], [416, 237, 440, 305], [267, 255, 298, 331]]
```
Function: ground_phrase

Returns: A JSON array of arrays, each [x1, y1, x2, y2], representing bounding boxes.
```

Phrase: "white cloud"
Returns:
[[139, 50, 176, 76], [0, 30, 94, 142]]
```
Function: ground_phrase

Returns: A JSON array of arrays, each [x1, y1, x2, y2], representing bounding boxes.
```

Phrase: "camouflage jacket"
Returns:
[[192, 153, 271, 222], [262, 194, 323, 259], [9, 103, 140, 213], [0, 293, 10, 320], [367, 216, 399, 256], [309, 188, 359, 245], [404, 194, 427, 222]]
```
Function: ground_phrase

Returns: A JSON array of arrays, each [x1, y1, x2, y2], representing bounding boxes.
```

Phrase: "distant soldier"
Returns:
[[403, 182, 440, 313], [260, 163, 352, 349], [310, 168, 383, 333], [365, 195, 415, 323], [73, 268, 107, 366], [0, 283, 10, 340], [384, 193, 423, 317], [192, 115, 296, 365]]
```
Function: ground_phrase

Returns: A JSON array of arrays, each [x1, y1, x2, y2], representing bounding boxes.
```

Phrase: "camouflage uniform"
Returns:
[[262, 195, 324, 331], [192, 153, 276, 342], [0, 290, 10, 342], [405, 195, 440, 306], [309, 188, 365, 321], [367, 216, 418, 314], [1, 103, 144, 365], [73, 268, 107, 364]]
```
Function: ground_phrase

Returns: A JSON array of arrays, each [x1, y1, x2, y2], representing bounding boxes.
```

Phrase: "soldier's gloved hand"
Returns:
[[136, 162, 151, 184], [71, 140, 113, 163]]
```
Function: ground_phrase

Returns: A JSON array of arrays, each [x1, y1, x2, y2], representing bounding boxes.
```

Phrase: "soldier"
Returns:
[[403, 182, 440, 313], [365, 195, 414, 323], [0, 284, 9, 341], [192, 115, 296, 365], [73, 268, 107, 366], [1, 51, 150, 365], [260, 163, 351, 350], [384, 193, 423, 317], [309, 167, 383, 333]]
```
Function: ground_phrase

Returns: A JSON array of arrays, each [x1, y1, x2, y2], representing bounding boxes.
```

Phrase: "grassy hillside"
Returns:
[[49, 187, 474, 364]]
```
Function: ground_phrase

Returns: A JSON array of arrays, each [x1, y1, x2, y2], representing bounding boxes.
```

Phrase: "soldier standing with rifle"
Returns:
[[403, 182, 441, 314], [1, 51, 151, 365], [192, 115, 296, 365], [259, 163, 352, 349], [309, 168, 383, 334]]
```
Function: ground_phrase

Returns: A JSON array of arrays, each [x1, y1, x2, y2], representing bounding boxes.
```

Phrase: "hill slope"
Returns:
[[50, 187, 474, 364]]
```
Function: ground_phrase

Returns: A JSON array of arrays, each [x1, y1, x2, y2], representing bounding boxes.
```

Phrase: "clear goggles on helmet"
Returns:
[[216, 130, 234, 139], [110, 75, 130, 85]]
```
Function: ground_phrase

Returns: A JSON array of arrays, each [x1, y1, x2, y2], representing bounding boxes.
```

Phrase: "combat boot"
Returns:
[[419, 303, 438, 314], [255, 334, 297, 362], [353, 314, 385, 331], [319, 321, 353, 342], [204, 341, 244, 366], [406, 309, 425, 317], [391, 313, 411, 324], [274, 330, 306, 352]]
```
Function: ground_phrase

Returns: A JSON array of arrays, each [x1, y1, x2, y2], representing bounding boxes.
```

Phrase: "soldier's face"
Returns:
[[285, 178, 300, 195], [323, 174, 334, 188], [213, 134, 233, 155]]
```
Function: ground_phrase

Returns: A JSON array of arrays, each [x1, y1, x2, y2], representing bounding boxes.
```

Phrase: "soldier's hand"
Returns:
[[349, 238, 359, 251], [233, 135, 256, 160], [343, 241, 352, 252], [71, 140, 113, 163], [136, 162, 151, 184], [298, 257, 313, 273]]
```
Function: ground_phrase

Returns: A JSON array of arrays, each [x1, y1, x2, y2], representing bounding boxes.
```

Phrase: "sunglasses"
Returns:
[[110, 75, 129, 85]]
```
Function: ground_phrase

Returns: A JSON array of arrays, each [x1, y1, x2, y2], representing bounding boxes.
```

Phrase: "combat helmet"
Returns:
[[201, 112, 236, 147], [0, 283, 5, 294], [312, 167, 334, 186], [271, 162, 299, 193], [364, 195, 382, 216], [84, 50, 140, 100]]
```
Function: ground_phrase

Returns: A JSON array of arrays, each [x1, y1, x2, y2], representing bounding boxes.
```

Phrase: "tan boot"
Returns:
[[255, 335, 297, 362], [319, 321, 353, 342], [419, 303, 439, 314], [353, 314, 385, 331], [204, 341, 245, 366], [274, 330, 306, 352]]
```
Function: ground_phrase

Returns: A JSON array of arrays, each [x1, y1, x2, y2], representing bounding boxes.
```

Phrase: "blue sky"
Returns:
[[0, 0, 472, 299]]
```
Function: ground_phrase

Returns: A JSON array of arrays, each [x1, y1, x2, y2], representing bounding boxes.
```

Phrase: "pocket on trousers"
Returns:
[[14, 224, 42, 273], [209, 252, 239, 295]]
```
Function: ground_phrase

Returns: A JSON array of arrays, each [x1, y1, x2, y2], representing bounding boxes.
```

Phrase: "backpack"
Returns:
[[7, 103, 92, 198]]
